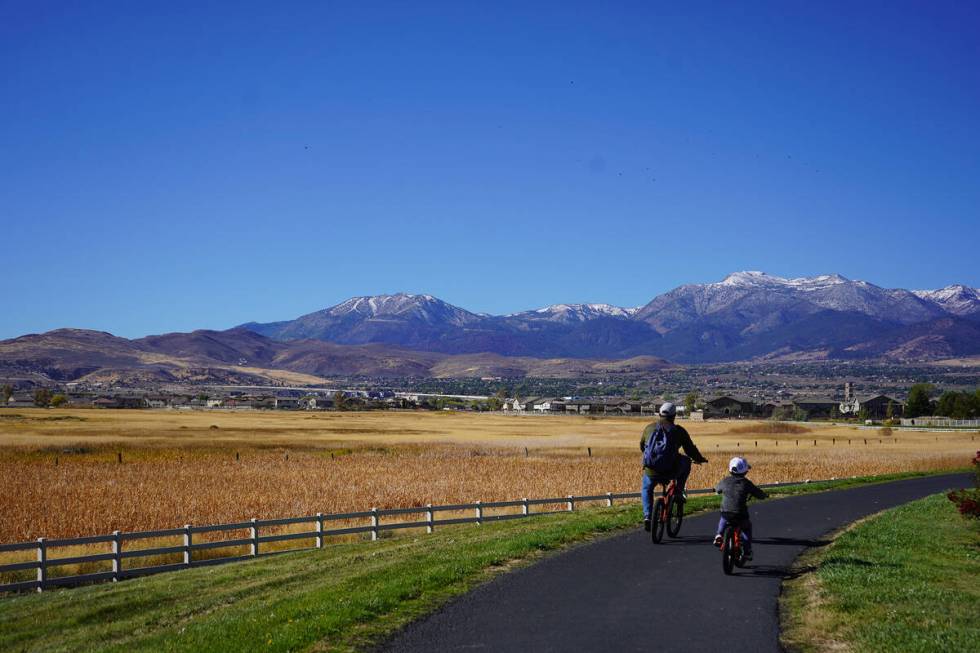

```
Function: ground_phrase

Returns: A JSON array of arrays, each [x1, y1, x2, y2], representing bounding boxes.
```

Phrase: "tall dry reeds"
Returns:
[[0, 443, 967, 542]]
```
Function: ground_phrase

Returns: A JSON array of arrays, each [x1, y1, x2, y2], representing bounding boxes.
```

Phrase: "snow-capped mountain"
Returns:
[[319, 294, 481, 326], [636, 271, 942, 330], [912, 285, 980, 318], [240, 293, 486, 349], [241, 273, 980, 362], [509, 303, 638, 323]]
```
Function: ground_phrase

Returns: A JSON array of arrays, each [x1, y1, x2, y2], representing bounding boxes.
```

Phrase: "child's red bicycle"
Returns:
[[719, 523, 747, 574], [650, 478, 684, 543]]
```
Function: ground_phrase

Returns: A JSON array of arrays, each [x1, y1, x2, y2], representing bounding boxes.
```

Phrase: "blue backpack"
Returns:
[[643, 425, 676, 474]]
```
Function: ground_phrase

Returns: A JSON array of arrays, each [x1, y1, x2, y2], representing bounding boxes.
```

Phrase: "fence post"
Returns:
[[183, 524, 191, 568], [475, 501, 483, 525], [426, 504, 434, 534], [36, 538, 46, 593], [247, 518, 258, 556], [370, 508, 379, 541], [566, 495, 574, 512], [112, 530, 121, 582], [522, 498, 529, 516], [315, 513, 323, 548], [606, 492, 613, 507]]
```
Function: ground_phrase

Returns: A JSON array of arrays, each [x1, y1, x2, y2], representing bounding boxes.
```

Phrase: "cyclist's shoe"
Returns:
[[643, 519, 651, 532], [675, 492, 688, 504], [713, 534, 723, 547], [744, 549, 754, 560]]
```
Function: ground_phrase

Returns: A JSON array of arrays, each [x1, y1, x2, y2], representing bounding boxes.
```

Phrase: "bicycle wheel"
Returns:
[[666, 495, 684, 538], [735, 530, 748, 568], [651, 498, 666, 543], [734, 549, 747, 568], [721, 527, 736, 575]]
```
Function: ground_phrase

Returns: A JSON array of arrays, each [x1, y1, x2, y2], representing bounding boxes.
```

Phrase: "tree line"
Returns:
[[905, 383, 980, 419]]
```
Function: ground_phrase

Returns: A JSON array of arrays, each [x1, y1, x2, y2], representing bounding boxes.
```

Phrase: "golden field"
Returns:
[[0, 408, 975, 542]]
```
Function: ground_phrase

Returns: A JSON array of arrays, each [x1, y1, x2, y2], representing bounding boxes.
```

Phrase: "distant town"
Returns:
[[4, 376, 978, 427]]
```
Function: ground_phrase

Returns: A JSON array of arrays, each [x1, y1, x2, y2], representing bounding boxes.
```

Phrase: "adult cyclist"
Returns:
[[640, 401, 708, 531]]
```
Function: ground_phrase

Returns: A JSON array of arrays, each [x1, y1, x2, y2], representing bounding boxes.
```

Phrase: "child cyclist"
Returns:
[[713, 457, 767, 559]]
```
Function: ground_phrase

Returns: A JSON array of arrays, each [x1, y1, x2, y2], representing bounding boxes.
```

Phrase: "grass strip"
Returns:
[[781, 492, 980, 653], [0, 470, 964, 653]]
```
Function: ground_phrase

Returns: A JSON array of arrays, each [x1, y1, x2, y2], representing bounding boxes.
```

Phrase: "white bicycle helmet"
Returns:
[[729, 457, 750, 475], [658, 401, 677, 417]]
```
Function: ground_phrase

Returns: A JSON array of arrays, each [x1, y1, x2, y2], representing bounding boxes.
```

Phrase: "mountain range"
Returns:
[[3, 272, 979, 384], [241, 272, 980, 363]]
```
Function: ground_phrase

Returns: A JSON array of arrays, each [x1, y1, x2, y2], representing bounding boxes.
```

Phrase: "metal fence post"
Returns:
[[315, 513, 323, 549], [566, 495, 574, 512], [370, 508, 379, 541], [183, 524, 191, 568], [475, 501, 483, 525], [522, 498, 529, 516], [36, 538, 46, 593], [250, 518, 259, 556], [112, 530, 121, 582], [606, 492, 613, 507], [426, 504, 434, 534]]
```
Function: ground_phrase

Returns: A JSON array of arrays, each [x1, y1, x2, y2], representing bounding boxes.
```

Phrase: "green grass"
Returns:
[[0, 470, 964, 653], [781, 493, 980, 653]]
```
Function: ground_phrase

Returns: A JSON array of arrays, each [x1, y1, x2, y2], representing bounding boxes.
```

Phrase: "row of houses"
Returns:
[[504, 398, 681, 416], [503, 393, 904, 420], [680, 394, 901, 420], [700, 394, 904, 420]]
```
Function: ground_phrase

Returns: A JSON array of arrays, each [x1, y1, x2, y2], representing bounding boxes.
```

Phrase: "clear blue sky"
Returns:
[[2, 1, 978, 339]]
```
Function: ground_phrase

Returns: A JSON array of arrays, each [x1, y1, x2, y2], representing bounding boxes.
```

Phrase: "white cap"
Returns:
[[729, 457, 750, 475], [659, 402, 676, 417]]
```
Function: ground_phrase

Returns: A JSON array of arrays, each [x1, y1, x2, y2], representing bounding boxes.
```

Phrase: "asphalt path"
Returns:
[[380, 473, 969, 653]]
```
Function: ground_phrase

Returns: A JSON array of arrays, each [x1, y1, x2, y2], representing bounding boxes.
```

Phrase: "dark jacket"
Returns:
[[715, 475, 767, 516], [639, 420, 707, 476]]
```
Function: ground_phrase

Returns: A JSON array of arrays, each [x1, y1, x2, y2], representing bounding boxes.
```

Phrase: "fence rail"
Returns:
[[0, 478, 836, 595]]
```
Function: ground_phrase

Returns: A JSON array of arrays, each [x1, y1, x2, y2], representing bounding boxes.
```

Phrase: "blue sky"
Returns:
[[2, 1, 978, 339]]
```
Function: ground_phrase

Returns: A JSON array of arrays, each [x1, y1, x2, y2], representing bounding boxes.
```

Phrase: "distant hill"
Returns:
[[239, 273, 980, 363], [0, 328, 674, 384]]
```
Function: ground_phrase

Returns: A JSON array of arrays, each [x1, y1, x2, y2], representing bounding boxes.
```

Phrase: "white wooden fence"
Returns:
[[899, 417, 980, 428], [0, 479, 830, 594]]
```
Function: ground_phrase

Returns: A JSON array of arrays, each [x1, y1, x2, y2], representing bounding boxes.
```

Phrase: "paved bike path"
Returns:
[[380, 473, 969, 653]]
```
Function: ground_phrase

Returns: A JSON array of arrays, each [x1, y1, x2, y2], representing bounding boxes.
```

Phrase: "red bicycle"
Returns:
[[719, 522, 747, 574], [650, 478, 684, 543]]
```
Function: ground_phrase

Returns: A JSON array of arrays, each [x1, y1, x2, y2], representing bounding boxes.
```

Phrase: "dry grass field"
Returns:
[[0, 409, 975, 543]]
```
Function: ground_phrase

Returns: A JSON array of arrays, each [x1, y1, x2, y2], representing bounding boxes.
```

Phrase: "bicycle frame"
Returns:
[[650, 478, 683, 543], [721, 524, 745, 574]]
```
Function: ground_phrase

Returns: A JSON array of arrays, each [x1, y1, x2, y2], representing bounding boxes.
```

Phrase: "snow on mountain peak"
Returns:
[[325, 293, 478, 325], [718, 271, 850, 290], [912, 285, 980, 316], [719, 271, 769, 286], [512, 303, 637, 321]]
